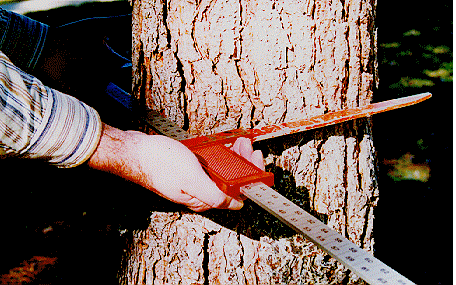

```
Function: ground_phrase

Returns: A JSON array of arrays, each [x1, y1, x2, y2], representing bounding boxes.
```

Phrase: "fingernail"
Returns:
[[229, 199, 244, 210]]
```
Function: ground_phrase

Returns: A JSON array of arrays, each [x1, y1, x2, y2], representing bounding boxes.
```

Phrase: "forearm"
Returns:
[[87, 123, 152, 188], [87, 124, 197, 192], [87, 124, 244, 212], [87, 123, 131, 177]]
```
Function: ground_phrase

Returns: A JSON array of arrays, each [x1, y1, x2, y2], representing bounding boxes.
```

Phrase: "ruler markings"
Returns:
[[241, 182, 415, 285], [105, 84, 423, 284], [141, 110, 416, 284]]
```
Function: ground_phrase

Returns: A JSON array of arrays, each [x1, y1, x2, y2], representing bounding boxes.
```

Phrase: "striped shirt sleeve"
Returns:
[[0, 8, 48, 73], [0, 51, 102, 168]]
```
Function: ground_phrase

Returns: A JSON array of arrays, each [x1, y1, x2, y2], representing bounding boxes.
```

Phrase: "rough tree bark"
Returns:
[[121, 0, 378, 284]]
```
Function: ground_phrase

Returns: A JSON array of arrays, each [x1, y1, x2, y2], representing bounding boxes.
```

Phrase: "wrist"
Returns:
[[87, 123, 130, 176], [88, 124, 157, 188]]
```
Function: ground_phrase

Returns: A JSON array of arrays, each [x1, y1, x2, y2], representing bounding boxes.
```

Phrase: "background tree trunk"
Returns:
[[122, 0, 378, 283]]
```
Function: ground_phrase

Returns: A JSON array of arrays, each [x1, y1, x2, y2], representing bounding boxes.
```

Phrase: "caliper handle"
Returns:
[[184, 143, 274, 198]]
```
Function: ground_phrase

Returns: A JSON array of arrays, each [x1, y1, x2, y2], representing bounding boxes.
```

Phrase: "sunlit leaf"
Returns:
[[424, 45, 451, 54], [380, 42, 401, 48], [424, 68, 452, 81], [432, 45, 450, 54], [384, 153, 430, 182], [397, 77, 435, 87], [403, 29, 421, 36]]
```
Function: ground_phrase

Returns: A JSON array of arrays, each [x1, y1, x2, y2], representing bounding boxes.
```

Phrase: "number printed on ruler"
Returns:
[[241, 183, 415, 285]]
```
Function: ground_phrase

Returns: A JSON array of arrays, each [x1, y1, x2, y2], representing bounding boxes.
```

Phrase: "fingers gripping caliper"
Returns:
[[106, 82, 430, 284]]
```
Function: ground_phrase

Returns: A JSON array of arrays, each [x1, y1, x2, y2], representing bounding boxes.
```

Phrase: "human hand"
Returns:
[[88, 124, 265, 212]]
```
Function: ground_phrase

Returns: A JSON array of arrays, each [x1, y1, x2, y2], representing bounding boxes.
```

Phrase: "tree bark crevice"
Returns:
[[203, 230, 219, 285], [126, 0, 378, 283]]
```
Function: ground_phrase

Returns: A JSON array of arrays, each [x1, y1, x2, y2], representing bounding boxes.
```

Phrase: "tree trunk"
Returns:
[[122, 0, 378, 283]]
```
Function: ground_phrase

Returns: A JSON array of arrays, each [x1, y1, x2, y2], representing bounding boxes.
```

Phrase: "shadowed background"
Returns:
[[0, 0, 452, 284]]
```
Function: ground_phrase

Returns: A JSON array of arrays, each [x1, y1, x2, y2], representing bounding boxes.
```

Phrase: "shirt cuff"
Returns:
[[25, 87, 102, 168]]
